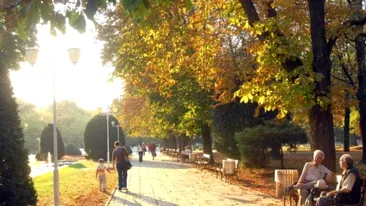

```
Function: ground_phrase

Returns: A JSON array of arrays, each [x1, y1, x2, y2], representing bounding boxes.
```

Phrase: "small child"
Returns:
[[96, 158, 111, 192]]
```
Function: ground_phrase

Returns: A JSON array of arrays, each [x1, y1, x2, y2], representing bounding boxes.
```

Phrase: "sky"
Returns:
[[10, 21, 123, 111]]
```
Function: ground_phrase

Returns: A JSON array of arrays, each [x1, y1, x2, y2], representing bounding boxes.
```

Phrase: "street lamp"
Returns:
[[26, 47, 80, 206], [111, 120, 121, 143], [106, 110, 110, 168]]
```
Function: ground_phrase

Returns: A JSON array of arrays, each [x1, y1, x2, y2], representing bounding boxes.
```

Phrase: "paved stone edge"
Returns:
[[105, 188, 117, 206]]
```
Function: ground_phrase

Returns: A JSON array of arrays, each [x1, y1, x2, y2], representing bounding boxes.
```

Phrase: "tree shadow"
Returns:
[[112, 191, 176, 206]]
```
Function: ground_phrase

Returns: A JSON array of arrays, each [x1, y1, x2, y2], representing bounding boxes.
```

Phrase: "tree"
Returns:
[[0, 28, 37, 205], [17, 100, 46, 154], [84, 114, 125, 161], [39, 124, 65, 160]]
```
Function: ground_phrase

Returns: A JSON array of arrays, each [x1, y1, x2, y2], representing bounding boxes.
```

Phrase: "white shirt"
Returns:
[[97, 164, 107, 176], [303, 162, 331, 182]]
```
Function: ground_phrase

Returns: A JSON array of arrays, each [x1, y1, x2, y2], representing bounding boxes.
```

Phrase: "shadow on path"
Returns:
[[130, 159, 190, 170], [113, 191, 176, 206]]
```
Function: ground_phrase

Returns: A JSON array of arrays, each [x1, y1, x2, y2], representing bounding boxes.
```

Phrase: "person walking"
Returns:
[[149, 143, 156, 160], [95, 158, 111, 192], [137, 142, 144, 162], [112, 141, 130, 191]]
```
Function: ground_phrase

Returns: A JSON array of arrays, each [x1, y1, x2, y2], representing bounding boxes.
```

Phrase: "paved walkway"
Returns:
[[107, 153, 281, 206]]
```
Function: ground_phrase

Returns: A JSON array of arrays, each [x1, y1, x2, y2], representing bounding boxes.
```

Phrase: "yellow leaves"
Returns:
[[258, 96, 265, 104]]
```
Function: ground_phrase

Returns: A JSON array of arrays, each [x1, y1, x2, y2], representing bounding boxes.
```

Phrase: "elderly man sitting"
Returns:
[[315, 154, 361, 206], [287, 150, 333, 206]]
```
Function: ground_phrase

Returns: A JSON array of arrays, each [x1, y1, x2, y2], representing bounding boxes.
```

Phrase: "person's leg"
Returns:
[[335, 193, 359, 206], [138, 152, 142, 162], [116, 164, 123, 190], [315, 196, 334, 206], [294, 182, 315, 206], [101, 175, 106, 191], [122, 169, 128, 189], [298, 188, 310, 206], [98, 175, 103, 191]]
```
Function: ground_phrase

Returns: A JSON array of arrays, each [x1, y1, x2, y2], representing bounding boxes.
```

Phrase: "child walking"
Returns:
[[96, 158, 111, 192]]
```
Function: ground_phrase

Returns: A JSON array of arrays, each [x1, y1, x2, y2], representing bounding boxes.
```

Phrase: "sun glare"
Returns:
[[10, 23, 123, 111]]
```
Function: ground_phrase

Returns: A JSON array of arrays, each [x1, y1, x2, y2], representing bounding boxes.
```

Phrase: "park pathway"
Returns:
[[107, 152, 281, 206]]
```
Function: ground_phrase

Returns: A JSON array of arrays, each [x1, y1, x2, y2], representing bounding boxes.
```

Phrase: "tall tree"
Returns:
[[0, 29, 37, 205]]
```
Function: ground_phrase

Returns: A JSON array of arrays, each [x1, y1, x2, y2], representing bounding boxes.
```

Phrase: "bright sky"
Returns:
[[10, 21, 123, 111]]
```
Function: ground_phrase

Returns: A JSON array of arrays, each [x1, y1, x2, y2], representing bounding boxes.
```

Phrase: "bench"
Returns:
[[195, 154, 210, 170], [215, 159, 239, 183]]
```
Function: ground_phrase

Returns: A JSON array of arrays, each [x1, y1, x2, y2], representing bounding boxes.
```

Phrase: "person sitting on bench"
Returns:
[[286, 150, 333, 206], [315, 154, 361, 206], [181, 146, 191, 160]]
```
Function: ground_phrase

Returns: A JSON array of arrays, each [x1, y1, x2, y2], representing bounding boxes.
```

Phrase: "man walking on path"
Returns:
[[112, 141, 129, 191]]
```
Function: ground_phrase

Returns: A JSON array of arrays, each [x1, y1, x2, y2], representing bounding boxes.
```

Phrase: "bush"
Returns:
[[39, 124, 65, 160], [236, 127, 271, 168], [84, 114, 125, 161], [236, 121, 307, 168], [212, 102, 276, 159], [65, 144, 82, 156]]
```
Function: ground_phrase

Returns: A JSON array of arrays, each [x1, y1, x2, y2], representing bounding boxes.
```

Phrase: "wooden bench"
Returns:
[[195, 154, 210, 170], [215, 159, 239, 183]]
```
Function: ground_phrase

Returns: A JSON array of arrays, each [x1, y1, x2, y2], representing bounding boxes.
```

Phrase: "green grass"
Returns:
[[33, 160, 117, 206]]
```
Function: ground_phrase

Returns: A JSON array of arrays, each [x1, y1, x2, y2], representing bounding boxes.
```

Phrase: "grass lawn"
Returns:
[[33, 160, 117, 206]]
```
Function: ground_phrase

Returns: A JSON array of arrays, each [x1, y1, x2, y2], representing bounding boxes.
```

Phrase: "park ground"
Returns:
[[30, 146, 366, 205]]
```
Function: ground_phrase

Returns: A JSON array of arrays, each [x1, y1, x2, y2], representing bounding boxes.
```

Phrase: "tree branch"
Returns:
[[238, 0, 303, 73], [0, 0, 27, 10], [337, 55, 356, 86], [332, 74, 349, 84], [327, 16, 366, 52], [239, 0, 268, 42]]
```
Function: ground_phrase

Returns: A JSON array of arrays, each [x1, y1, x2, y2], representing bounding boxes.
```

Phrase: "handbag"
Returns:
[[126, 160, 132, 170], [122, 146, 132, 170]]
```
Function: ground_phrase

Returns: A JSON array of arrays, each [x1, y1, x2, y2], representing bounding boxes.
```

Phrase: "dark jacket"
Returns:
[[340, 166, 361, 202]]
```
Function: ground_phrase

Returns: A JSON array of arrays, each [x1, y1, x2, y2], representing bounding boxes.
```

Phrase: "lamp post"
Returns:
[[111, 121, 121, 143], [26, 47, 80, 206], [106, 110, 110, 168]]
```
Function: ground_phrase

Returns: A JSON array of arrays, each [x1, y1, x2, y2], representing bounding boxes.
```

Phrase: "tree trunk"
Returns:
[[344, 92, 350, 152], [349, 0, 366, 164], [308, 0, 336, 171], [201, 123, 214, 164], [356, 34, 366, 162]]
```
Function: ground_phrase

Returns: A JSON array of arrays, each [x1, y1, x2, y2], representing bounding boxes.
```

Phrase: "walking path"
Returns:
[[107, 153, 281, 206]]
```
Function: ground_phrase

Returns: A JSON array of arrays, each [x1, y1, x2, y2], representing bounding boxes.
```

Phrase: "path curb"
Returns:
[[105, 188, 116, 206]]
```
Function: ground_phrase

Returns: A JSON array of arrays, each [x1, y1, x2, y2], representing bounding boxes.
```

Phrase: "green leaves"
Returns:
[[66, 10, 86, 33]]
